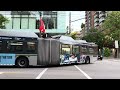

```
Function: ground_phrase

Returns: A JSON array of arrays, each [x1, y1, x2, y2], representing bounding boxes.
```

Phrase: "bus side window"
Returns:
[[81, 46, 87, 54], [27, 42, 36, 53], [0, 41, 2, 52], [7, 41, 23, 53]]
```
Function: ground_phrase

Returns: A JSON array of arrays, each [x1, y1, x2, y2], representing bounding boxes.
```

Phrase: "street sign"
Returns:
[[115, 40, 119, 48]]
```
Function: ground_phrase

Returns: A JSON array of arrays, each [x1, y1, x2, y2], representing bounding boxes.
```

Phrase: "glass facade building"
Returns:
[[0, 11, 67, 36]]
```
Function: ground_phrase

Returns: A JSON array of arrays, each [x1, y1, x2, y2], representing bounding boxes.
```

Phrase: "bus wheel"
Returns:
[[16, 57, 29, 68], [85, 57, 90, 64]]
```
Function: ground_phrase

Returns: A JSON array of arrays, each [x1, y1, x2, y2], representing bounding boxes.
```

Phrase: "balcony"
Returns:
[[85, 12, 87, 16], [99, 13, 106, 18], [99, 11, 106, 14], [95, 11, 99, 15], [94, 13, 99, 18], [94, 18, 99, 23], [88, 11, 91, 14], [99, 22, 103, 26], [99, 17, 105, 23], [94, 22, 99, 27]]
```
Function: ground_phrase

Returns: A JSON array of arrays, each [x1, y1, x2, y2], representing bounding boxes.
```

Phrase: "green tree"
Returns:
[[69, 31, 77, 39], [81, 23, 85, 29], [104, 48, 111, 57], [82, 28, 105, 49], [0, 14, 9, 29], [102, 11, 120, 47]]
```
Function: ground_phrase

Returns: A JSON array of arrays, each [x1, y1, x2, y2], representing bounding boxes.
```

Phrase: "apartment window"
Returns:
[[11, 11, 35, 29], [12, 15, 33, 29], [42, 11, 57, 29], [36, 20, 40, 29]]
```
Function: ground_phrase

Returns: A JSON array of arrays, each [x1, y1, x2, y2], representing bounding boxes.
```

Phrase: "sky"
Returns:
[[66, 11, 85, 31]]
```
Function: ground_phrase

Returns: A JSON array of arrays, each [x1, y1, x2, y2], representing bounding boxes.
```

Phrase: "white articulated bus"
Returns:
[[0, 30, 98, 67]]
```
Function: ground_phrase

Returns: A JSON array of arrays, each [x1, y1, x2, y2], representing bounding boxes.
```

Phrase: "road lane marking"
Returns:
[[36, 68, 48, 79], [74, 65, 92, 79], [0, 72, 4, 74], [4, 72, 23, 74]]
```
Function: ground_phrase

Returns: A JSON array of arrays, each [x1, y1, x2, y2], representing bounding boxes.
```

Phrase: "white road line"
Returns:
[[0, 72, 4, 74], [74, 65, 92, 79], [36, 68, 48, 79]]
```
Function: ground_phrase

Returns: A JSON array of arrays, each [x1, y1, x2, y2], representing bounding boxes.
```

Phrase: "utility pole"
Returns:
[[69, 12, 71, 34], [115, 40, 119, 58], [38, 11, 42, 38]]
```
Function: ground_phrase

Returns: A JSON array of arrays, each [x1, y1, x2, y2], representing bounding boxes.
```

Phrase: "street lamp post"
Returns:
[[69, 12, 71, 34], [38, 11, 42, 38], [19, 11, 22, 29]]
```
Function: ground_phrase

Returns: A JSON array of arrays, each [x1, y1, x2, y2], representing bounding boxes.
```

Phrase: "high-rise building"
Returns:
[[90, 11, 95, 29], [99, 11, 107, 26], [85, 11, 95, 32], [94, 11, 99, 28], [94, 11, 111, 28], [85, 11, 112, 32], [85, 11, 89, 32]]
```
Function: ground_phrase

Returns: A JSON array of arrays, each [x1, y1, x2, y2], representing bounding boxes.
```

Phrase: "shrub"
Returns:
[[104, 48, 111, 57]]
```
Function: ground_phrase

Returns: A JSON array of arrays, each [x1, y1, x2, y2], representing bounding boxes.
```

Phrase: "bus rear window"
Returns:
[[89, 48, 94, 54], [88, 47, 98, 55]]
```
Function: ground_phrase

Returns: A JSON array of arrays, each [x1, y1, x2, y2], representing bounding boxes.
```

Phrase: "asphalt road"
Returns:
[[0, 59, 120, 79]]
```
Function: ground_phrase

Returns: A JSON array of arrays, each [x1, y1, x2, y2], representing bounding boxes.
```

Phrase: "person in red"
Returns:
[[39, 18, 45, 33], [39, 18, 46, 38]]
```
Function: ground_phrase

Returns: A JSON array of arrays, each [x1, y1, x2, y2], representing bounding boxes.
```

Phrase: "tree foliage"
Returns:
[[82, 28, 105, 49], [102, 11, 120, 47], [0, 14, 9, 29], [104, 48, 111, 57], [69, 31, 77, 39], [81, 23, 85, 29]]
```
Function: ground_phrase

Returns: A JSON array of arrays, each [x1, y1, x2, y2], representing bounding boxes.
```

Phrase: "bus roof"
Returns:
[[59, 35, 79, 45], [75, 40, 87, 44], [0, 29, 38, 38]]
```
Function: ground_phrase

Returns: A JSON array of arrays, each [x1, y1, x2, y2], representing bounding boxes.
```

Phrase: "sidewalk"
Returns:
[[102, 57, 120, 62]]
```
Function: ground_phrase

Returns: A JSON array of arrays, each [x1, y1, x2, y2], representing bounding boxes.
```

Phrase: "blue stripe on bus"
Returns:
[[0, 54, 15, 65]]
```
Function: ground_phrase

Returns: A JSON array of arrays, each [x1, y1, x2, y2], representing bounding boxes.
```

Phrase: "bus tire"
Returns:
[[85, 56, 90, 64], [16, 57, 29, 68]]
